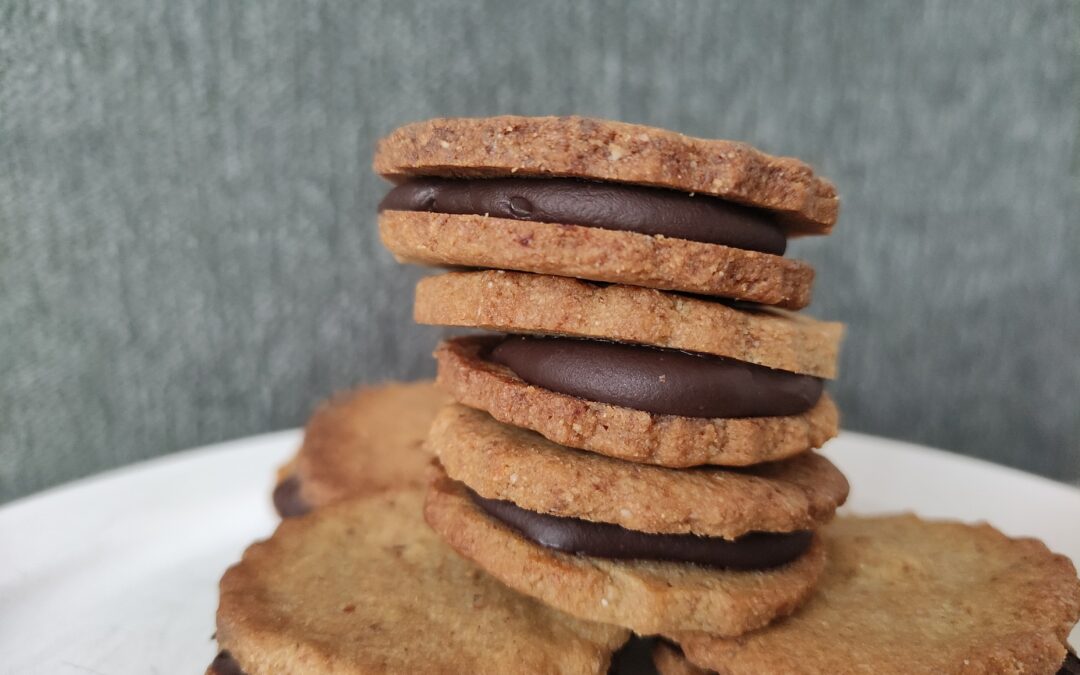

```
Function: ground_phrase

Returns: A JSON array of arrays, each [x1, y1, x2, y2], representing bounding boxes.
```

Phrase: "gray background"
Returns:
[[2, 1, 1078, 503]]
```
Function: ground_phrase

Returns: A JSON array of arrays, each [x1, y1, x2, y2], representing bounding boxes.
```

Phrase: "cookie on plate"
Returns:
[[272, 380, 451, 517], [423, 404, 848, 634], [376, 116, 838, 308], [210, 490, 629, 674], [666, 515, 1080, 675]]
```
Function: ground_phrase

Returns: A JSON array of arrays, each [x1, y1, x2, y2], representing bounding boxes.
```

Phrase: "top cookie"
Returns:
[[275, 380, 451, 516], [374, 116, 837, 234], [670, 515, 1080, 675], [216, 489, 629, 674]]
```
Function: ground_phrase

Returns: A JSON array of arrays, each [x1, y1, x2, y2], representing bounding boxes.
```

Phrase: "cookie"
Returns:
[[670, 515, 1080, 675], [213, 489, 629, 674], [373, 116, 837, 234], [425, 468, 827, 635], [415, 271, 843, 378], [435, 336, 839, 467], [380, 210, 814, 308], [650, 648, 1080, 675], [428, 403, 847, 538], [272, 380, 451, 516]]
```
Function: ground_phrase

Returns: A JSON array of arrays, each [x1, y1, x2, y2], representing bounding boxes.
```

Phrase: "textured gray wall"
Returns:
[[2, 1, 1078, 502]]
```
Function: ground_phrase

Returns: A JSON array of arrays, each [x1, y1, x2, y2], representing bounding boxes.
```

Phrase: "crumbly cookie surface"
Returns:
[[216, 490, 629, 675], [429, 404, 848, 538], [282, 380, 450, 509], [381, 210, 814, 308], [672, 515, 1080, 675], [416, 271, 843, 378], [373, 116, 837, 234], [436, 337, 839, 467], [425, 470, 827, 635]]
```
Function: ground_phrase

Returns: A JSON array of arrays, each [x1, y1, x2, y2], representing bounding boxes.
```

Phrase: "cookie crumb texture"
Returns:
[[425, 470, 827, 636], [436, 336, 839, 467], [673, 515, 1080, 675], [374, 115, 838, 234], [382, 210, 814, 308], [216, 490, 628, 674]]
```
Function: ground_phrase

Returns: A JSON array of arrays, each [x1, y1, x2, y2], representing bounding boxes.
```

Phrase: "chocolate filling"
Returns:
[[273, 474, 311, 518], [1060, 651, 1080, 675], [488, 336, 823, 418], [379, 176, 787, 255], [470, 488, 812, 570], [208, 651, 247, 675]]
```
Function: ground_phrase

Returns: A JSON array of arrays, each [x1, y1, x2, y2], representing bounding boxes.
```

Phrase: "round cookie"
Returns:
[[428, 404, 848, 538], [274, 380, 451, 516], [373, 115, 838, 234], [214, 490, 629, 675], [670, 515, 1080, 675], [415, 271, 843, 378], [380, 210, 814, 308], [435, 336, 839, 467], [425, 469, 827, 635]]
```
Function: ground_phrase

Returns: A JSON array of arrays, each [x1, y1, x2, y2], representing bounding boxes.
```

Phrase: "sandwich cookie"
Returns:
[[210, 490, 629, 675], [272, 380, 451, 517], [376, 116, 838, 308], [666, 515, 1080, 675], [418, 271, 843, 467], [424, 405, 847, 634]]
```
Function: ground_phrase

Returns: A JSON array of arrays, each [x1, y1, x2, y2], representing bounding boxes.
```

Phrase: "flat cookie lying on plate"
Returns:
[[376, 116, 838, 308], [423, 404, 847, 634], [209, 490, 629, 675], [272, 380, 450, 516], [665, 515, 1080, 675]]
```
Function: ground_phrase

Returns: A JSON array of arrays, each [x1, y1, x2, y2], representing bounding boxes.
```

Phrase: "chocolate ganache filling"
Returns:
[[470, 488, 812, 569], [378, 176, 787, 255], [272, 474, 312, 518], [1060, 652, 1080, 675], [487, 336, 823, 418]]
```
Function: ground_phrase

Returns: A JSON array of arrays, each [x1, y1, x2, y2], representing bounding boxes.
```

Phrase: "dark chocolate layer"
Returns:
[[379, 176, 787, 255], [272, 474, 311, 518], [1060, 651, 1080, 675], [470, 488, 812, 570], [208, 651, 247, 675], [488, 336, 823, 418]]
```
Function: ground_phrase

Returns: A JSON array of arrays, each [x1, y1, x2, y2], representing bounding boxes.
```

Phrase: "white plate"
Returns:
[[1, 431, 1078, 674]]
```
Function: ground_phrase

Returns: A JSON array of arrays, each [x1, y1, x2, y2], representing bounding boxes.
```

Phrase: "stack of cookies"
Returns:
[[375, 115, 849, 635], [206, 116, 1080, 674]]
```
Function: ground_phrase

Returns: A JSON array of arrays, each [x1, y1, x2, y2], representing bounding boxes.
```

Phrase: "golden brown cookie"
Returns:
[[381, 210, 814, 308], [273, 380, 451, 516], [215, 490, 629, 675], [415, 271, 843, 378], [435, 336, 839, 467], [425, 469, 826, 635], [373, 116, 837, 234], [670, 515, 1080, 675], [428, 404, 847, 538]]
